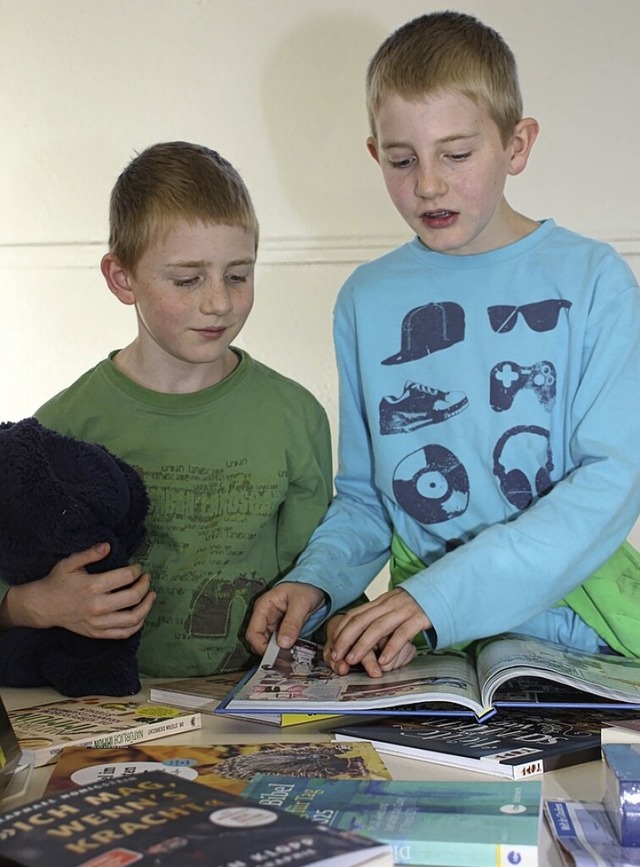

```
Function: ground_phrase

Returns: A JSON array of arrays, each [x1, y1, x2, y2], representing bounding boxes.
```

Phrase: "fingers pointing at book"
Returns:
[[326, 588, 429, 677], [246, 582, 327, 655]]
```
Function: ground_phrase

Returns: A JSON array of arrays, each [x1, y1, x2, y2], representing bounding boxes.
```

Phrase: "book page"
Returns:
[[226, 636, 485, 715], [475, 634, 640, 709]]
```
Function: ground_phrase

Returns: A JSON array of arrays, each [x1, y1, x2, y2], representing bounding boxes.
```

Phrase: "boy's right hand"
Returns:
[[245, 582, 327, 656], [0, 542, 155, 638]]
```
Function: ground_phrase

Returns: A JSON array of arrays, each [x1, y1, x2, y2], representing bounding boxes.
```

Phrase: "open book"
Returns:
[[215, 632, 640, 722]]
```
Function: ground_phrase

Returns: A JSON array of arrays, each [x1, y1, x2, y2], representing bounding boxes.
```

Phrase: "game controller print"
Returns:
[[392, 443, 470, 524], [490, 360, 556, 412], [379, 380, 469, 435]]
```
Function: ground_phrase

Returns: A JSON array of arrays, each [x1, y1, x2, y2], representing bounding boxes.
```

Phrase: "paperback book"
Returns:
[[545, 799, 640, 866], [333, 708, 618, 779], [242, 775, 542, 867], [0, 770, 393, 867], [8, 696, 202, 767], [216, 632, 640, 722], [44, 740, 391, 797], [150, 670, 339, 726]]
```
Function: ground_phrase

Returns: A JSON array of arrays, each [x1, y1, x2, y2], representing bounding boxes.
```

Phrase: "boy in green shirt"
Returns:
[[0, 141, 332, 679]]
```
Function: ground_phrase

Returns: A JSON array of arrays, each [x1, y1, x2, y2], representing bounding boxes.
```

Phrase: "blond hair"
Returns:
[[108, 141, 259, 272], [366, 11, 522, 145]]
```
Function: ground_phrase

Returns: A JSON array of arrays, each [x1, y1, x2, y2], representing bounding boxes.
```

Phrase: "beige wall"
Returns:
[[1, 0, 639, 554]]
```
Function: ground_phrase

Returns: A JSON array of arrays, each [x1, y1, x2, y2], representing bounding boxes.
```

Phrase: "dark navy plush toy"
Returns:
[[0, 418, 149, 696]]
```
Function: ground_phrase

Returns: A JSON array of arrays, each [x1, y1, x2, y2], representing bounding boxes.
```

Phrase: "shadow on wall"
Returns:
[[260, 12, 392, 238]]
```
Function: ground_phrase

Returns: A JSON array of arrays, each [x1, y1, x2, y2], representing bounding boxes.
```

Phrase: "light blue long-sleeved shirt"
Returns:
[[288, 220, 640, 650]]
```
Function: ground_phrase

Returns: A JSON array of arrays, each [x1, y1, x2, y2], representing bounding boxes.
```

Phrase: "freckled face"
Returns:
[[124, 221, 255, 385], [369, 91, 519, 255]]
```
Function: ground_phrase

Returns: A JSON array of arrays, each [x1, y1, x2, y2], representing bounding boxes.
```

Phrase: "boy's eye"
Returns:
[[174, 276, 200, 288], [388, 156, 414, 169], [447, 152, 472, 162]]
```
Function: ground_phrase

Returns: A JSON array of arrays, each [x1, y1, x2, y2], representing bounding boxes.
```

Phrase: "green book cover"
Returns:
[[242, 776, 541, 867]]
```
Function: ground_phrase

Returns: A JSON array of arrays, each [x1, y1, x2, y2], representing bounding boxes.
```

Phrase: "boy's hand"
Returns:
[[245, 582, 326, 655], [323, 612, 417, 677], [0, 543, 155, 638], [328, 588, 429, 676]]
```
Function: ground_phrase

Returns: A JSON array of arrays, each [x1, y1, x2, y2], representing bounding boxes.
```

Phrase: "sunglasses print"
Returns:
[[488, 299, 572, 333]]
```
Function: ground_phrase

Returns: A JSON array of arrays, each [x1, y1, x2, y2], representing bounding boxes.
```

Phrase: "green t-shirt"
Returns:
[[25, 349, 332, 677]]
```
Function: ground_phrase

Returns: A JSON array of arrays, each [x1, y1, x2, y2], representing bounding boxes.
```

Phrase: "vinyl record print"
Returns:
[[392, 443, 469, 524]]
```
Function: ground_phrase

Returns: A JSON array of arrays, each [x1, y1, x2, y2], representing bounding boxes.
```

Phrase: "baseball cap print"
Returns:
[[382, 302, 465, 365]]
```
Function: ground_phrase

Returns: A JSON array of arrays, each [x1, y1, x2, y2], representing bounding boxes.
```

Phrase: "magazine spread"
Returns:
[[216, 633, 640, 722]]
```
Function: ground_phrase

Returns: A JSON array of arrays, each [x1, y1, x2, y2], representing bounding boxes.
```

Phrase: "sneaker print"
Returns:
[[380, 380, 469, 434]]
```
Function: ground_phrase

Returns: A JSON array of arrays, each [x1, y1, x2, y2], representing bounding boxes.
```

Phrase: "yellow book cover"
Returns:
[[44, 741, 391, 796]]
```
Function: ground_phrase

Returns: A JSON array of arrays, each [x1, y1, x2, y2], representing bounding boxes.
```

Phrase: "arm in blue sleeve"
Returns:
[[401, 278, 640, 649]]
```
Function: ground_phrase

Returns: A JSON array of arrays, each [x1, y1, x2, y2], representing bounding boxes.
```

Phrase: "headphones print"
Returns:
[[492, 425, 554, 510]]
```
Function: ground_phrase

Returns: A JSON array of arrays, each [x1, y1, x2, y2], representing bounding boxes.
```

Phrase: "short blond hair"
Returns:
[[366, 11, 522, 146], [108, 141, 259, 272]]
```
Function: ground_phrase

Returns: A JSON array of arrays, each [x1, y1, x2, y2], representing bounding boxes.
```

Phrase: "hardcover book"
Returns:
[[242, 775, 542, 867], [215, 633, 640, 722], [0, 770, 393, 867], [150, 670, 339, 726], [8, 696, 202, 767], [545, 799, 640, 866], [602, 743, 640, 846], [44, 740, 391, 797], [332, 708, 619, 779]]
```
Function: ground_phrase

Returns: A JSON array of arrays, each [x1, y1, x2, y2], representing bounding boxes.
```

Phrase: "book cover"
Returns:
[[602, 743, 640, 846], [216, 633, 640, 722], [242, 775, 542, 867], [151, 670, 339, 726], [545, 799, 640, 865], [333, 708, 618, 779], [44, 741, 391, 797], [8, 697, 202, 767], [0, 770, 393, 867]]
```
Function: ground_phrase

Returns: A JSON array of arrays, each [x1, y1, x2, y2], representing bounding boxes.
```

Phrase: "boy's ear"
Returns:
[[508, 117, 539, 177], [101, 253, 136, 306], [366, 136, 381, 165]]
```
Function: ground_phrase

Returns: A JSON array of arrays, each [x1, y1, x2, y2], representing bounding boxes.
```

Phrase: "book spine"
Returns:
[[26, 712, 202, 767], [397, 839, 537, 867]]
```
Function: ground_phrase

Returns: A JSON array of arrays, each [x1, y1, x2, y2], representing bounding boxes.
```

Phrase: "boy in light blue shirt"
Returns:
[[245, 11, 640, 675]]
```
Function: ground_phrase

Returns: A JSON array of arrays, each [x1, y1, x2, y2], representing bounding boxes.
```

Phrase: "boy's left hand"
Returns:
[[328, 588, 430, 676]]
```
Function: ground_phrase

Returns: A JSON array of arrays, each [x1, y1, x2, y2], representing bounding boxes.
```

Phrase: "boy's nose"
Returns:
[[414, 163, 447, 199], [199, 278, 232, 315]]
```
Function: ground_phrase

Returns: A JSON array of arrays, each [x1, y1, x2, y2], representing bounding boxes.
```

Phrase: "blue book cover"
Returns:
[[0, 770, 393, 867], [242, 775, 542, 867], [602, 742, 640, 846]]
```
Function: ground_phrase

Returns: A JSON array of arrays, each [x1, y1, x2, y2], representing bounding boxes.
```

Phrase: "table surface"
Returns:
[[1, 681, 604, 866]]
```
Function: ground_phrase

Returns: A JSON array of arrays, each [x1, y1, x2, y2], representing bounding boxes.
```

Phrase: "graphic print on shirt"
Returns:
[[492, 425, 554, 510], [490, 360, 556, 411], [392, 443, 470, 524], [186, 571, 264, 671], [382, 301, 465, 365], [487, 298, 572, 334], [380, 380, 469, 434]]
